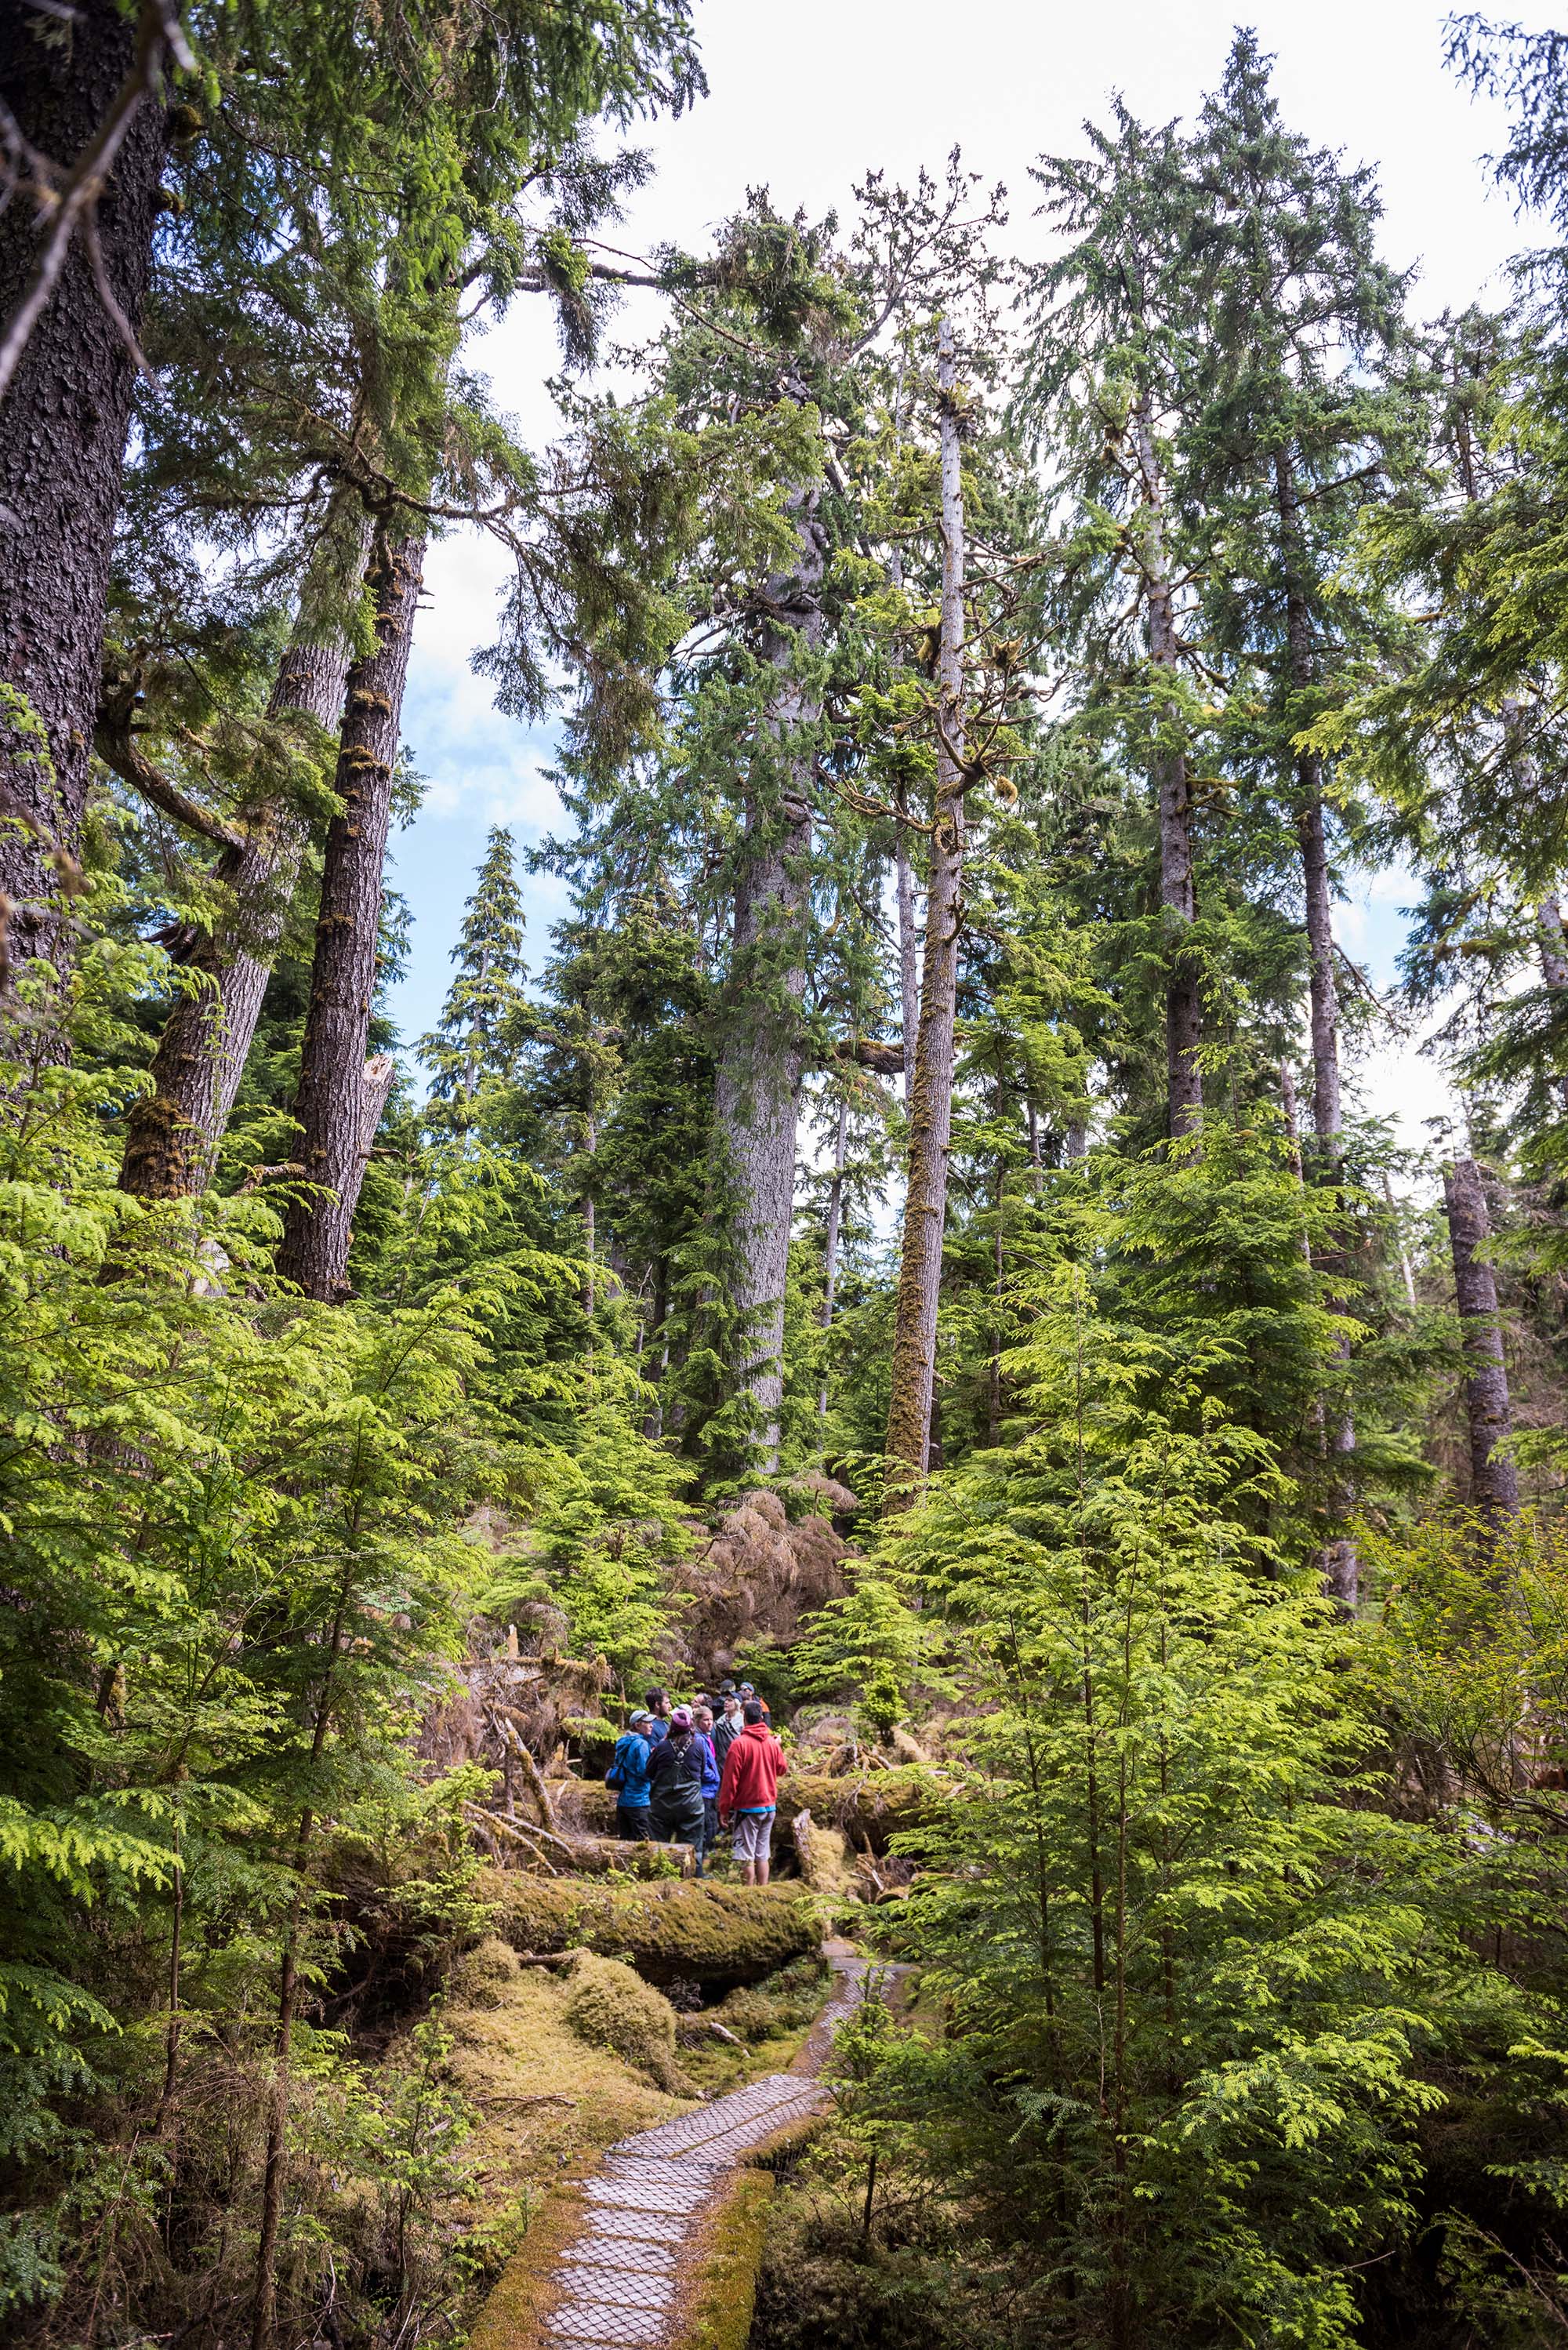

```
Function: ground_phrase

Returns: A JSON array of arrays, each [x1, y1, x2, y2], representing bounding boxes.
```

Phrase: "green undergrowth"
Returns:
[[460, 1945, 841, 2350]]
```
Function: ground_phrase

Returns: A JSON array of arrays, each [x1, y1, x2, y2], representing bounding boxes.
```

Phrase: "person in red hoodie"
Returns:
[[717, 1698, 788, 1886]]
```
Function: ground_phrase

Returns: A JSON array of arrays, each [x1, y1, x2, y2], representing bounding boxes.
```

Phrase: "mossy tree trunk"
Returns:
[[1444, 1153, 1520, 1533], [886, 321, 966, 1501], [277, 532, 423, 1300]]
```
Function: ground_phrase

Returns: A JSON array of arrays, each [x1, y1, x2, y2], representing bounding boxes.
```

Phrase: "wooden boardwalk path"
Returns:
[[536, 1945, 869, 2350]]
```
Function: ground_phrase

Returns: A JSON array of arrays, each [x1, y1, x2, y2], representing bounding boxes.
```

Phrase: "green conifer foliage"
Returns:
[[419, 826, 528, 1110]]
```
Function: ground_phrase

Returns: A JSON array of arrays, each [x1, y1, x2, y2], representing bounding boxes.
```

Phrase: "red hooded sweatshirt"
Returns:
[[718, 1720, 787, 1815]]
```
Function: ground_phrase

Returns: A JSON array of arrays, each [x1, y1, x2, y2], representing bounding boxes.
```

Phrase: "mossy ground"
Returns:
[[677, 1954, 830, 2095], [681, 2168, 779, 2350], [441, 1937, 688, 2211], [560, 1946, 697, 2094], [456, 1945, 847, 2350]]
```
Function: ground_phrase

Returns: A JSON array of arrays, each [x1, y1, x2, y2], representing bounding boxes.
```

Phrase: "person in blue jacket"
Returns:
[[692, 1703, 723, 1861], [607, 1708, 654, 1839]]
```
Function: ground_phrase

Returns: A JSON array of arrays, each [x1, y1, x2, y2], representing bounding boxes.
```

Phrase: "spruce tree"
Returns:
[[419, 826, 528, 1110]]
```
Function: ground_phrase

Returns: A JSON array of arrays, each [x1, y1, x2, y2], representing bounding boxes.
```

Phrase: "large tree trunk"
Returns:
[[895, 821, 919, 1105], [1298, 786, 1343, 1151], [713, 479, 826, 1466], [0, 2, 165, 986], [1275, 448, 1357, 1606], [1536, 895, 1568, 1116], [1134, 400, 1201, 1138], [1273, 452, 1343, 1161], [816, 1092, 849, 1418], [886, 321, 965, 1499], [118, 639, 352, 1196], [276, 535, 423, 1301], [1444, 1154, 1520, 1529], [987, 1153, 1004, 1446]]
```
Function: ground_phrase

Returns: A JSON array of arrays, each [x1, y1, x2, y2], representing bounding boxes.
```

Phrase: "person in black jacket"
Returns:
[[712, 1687, 743, 1767], [648, 1704, 709, 1872]]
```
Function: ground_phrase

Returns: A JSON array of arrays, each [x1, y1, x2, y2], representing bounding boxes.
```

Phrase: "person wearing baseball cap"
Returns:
[[606, 1709, 653, 1838], [737, 1680, 770, 1724]]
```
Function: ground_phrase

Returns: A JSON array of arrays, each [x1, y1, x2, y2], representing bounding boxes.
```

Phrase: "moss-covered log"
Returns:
[[774, 1765, 933, 1858], [490, 1872, 818, 1989]]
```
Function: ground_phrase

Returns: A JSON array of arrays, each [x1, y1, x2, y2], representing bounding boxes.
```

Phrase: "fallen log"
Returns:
[[677, 2016, 746, 2047]]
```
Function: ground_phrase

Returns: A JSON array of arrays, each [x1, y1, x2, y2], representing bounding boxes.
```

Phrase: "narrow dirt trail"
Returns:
[[538, 1940, 869, 2348]]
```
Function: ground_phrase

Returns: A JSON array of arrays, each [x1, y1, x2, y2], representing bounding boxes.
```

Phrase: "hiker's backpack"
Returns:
[[666, 1733, 704, 1795]]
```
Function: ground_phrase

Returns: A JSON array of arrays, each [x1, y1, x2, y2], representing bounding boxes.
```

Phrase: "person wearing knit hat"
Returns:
[[648, 1702, 708, 1869]]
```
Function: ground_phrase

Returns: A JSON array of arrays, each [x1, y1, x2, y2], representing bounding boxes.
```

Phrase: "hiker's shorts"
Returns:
[[731, 1807, 775, 1866]]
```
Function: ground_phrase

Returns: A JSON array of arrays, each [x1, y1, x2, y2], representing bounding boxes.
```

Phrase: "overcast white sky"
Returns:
[[390, 0, 1560, 1176]]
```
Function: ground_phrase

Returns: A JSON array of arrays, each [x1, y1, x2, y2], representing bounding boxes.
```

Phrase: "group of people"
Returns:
[[604, 1682, 787, 1884]]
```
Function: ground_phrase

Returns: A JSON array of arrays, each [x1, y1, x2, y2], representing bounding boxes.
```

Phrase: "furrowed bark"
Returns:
[[1298, 787, 1343, 1151], [277, 536, 423, 1301], [713, 474, 826, 1466], [0, 0, 165, 986], [889, 472, 919, 1106], [886, 321, 965, 1502], [1134, 398, 1201, 1138], [987, 1153, 1004, 1447], [1444, 1154, 1520, 1531], [118, 637, 353, 1197], [580, 1110, 597, 1314]]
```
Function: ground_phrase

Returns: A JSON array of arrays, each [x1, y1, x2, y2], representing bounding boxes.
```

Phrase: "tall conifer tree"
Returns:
[[419, 825, 528, 1107], [1184, 34, 1411, 1604], [1025, 106, 1210, 1139]]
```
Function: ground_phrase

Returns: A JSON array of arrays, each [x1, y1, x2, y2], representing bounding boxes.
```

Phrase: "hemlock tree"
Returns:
[[1443, 1150, 1522, 1531], [1183, 31, 1413, 1605], [1023, 104, 1213, 1140], [0, 0, 704, 1032], [712, 447, 829, 1465]]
